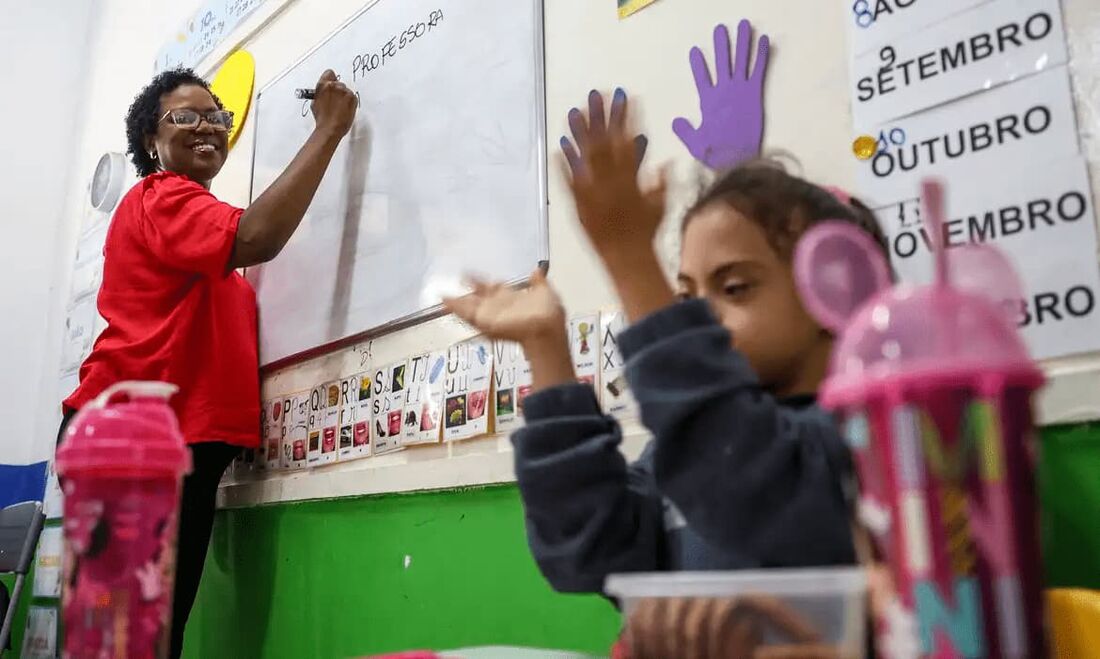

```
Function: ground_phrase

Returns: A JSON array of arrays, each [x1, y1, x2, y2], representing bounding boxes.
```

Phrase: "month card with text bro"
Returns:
[[372, 360, 408, 454], [444, 337, 493, 441]]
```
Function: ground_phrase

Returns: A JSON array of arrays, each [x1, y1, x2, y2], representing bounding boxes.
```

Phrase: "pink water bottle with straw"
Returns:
[[56, 381, 192, 659], [794, 180, 1046, 658]]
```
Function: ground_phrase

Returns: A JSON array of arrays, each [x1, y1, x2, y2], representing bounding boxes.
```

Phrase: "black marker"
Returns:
[[295, 89, 316, 100]]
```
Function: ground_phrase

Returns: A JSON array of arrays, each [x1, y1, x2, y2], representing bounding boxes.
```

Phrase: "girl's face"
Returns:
[[677, 203, 831, 397]]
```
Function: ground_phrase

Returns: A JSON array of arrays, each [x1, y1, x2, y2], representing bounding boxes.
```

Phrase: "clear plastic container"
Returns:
[[605, 567, 867, 658]]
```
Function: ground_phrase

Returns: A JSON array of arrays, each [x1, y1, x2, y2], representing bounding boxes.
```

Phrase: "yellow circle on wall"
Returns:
[[210, 50, 255, 150], [852, 135, 877, 160]]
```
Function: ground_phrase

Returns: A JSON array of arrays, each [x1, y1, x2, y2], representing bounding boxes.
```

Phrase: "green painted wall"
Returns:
[[1039, 422, 1100, 590], [181, 484, 621, 659]]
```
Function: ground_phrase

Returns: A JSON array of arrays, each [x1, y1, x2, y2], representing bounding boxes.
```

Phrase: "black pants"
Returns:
[[58, 410, 240, 659]]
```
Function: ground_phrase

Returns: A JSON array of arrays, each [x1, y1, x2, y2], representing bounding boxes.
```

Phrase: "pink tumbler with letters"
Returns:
[[56, 381, 192, 659], [794, 180, 1046, 658]]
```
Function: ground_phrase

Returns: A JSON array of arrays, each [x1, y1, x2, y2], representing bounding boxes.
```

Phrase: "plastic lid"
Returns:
[[56, 381, 191, 478], [605, 567, 866, 599], [794, 180, 1043, 407]]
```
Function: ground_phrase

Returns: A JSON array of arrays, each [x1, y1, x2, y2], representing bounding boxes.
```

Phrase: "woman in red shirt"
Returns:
[[61, 67, 357, 658]]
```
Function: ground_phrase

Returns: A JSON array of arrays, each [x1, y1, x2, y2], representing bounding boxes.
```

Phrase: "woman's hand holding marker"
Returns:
[[310, 69, 359, 138], [561, 91, 676, 323], [443, 270, 575, 392]]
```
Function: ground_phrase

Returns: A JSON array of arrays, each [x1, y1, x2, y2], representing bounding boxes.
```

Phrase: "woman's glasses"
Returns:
[[159, 108, 235, 132]]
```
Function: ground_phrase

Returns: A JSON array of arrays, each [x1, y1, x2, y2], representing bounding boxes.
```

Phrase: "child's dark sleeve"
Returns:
[[511, 384, 663, 593], [619, 299, 855, 566]]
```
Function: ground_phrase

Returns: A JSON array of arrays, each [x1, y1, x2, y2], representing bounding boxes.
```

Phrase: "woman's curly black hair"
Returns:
[[125, 68, 223, 177]]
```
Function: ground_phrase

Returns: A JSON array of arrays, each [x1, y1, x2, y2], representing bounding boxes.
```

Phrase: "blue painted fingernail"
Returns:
[[614, 88, 625, 102], [560, 136, 570, 147], [568, 107, 581, 118]]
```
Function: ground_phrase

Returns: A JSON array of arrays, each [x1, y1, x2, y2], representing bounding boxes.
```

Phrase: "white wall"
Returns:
[[11, 0, 1100, 494], [0, 1, 96, 465]]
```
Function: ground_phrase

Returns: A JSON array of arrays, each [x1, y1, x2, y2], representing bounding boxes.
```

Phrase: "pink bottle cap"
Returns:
[[794, 179, 1043, 408], [57, 381, 192, 478]]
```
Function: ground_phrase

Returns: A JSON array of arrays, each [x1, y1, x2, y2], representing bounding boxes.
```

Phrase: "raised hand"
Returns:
[[673, 20, 770, 170], [443, 269, 565, 348], [561, 90, 668, 261], [561, 89, 649, 176], [310, 69, 359, 138]]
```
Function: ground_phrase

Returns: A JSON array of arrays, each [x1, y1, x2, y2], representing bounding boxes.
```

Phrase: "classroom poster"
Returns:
[[402, 351, 446, 445], [372, 361, 407, 454], [444, 337, 493, 441], [850, 0, 1067, 127], [263, 398, 283, 471], [600, 311, 637, 417], [338, 373, 373, 460], [32, 526, 63, 599], [493, 340, 532, 433], [283, 393, 309, 470], [306, 385, 325, 466], [22, 606, 58, 658], [310, 380, 338, 464], [570, 314, 600, 390], [617, 0, 661, 19]]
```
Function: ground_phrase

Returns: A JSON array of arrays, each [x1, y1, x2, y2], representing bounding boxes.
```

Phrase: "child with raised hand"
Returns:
[[444, 91, 888, 594]]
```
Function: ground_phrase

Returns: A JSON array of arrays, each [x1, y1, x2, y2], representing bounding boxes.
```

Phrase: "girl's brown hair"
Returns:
[[684, 160, 889, 261]]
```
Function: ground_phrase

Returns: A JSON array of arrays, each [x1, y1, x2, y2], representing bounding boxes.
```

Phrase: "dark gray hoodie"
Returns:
[[511, 299, 856, 594]]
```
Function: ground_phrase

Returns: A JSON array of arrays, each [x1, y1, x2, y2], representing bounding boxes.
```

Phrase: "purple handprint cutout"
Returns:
[[561, 88, 649, 176], [673, 19, 770, 170]]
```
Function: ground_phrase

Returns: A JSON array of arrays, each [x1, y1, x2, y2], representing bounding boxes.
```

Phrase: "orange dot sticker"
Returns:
[[852, 135, 877, 160], [209, 50, 255, 150]]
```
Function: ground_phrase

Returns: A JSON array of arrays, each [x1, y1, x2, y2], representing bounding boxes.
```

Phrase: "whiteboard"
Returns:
[[247, 0, 547, 367]]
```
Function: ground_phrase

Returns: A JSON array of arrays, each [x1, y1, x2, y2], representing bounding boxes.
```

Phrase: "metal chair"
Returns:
[[0, 501, 46, 652]]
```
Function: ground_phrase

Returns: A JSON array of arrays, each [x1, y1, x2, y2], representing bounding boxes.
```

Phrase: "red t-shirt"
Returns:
[[64, 172, 261, 448]]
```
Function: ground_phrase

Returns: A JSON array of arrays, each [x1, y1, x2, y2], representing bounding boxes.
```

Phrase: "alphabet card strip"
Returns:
[[850, 0, 1067, 127], [493, 339, 532, 433], [444, 337, 493, 441], [570, 314, 601, 391], [372, 361, 408, 454], [402, 351, 446, 446], [338, 373, 373, 460], [600, 311, 637, 418]]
